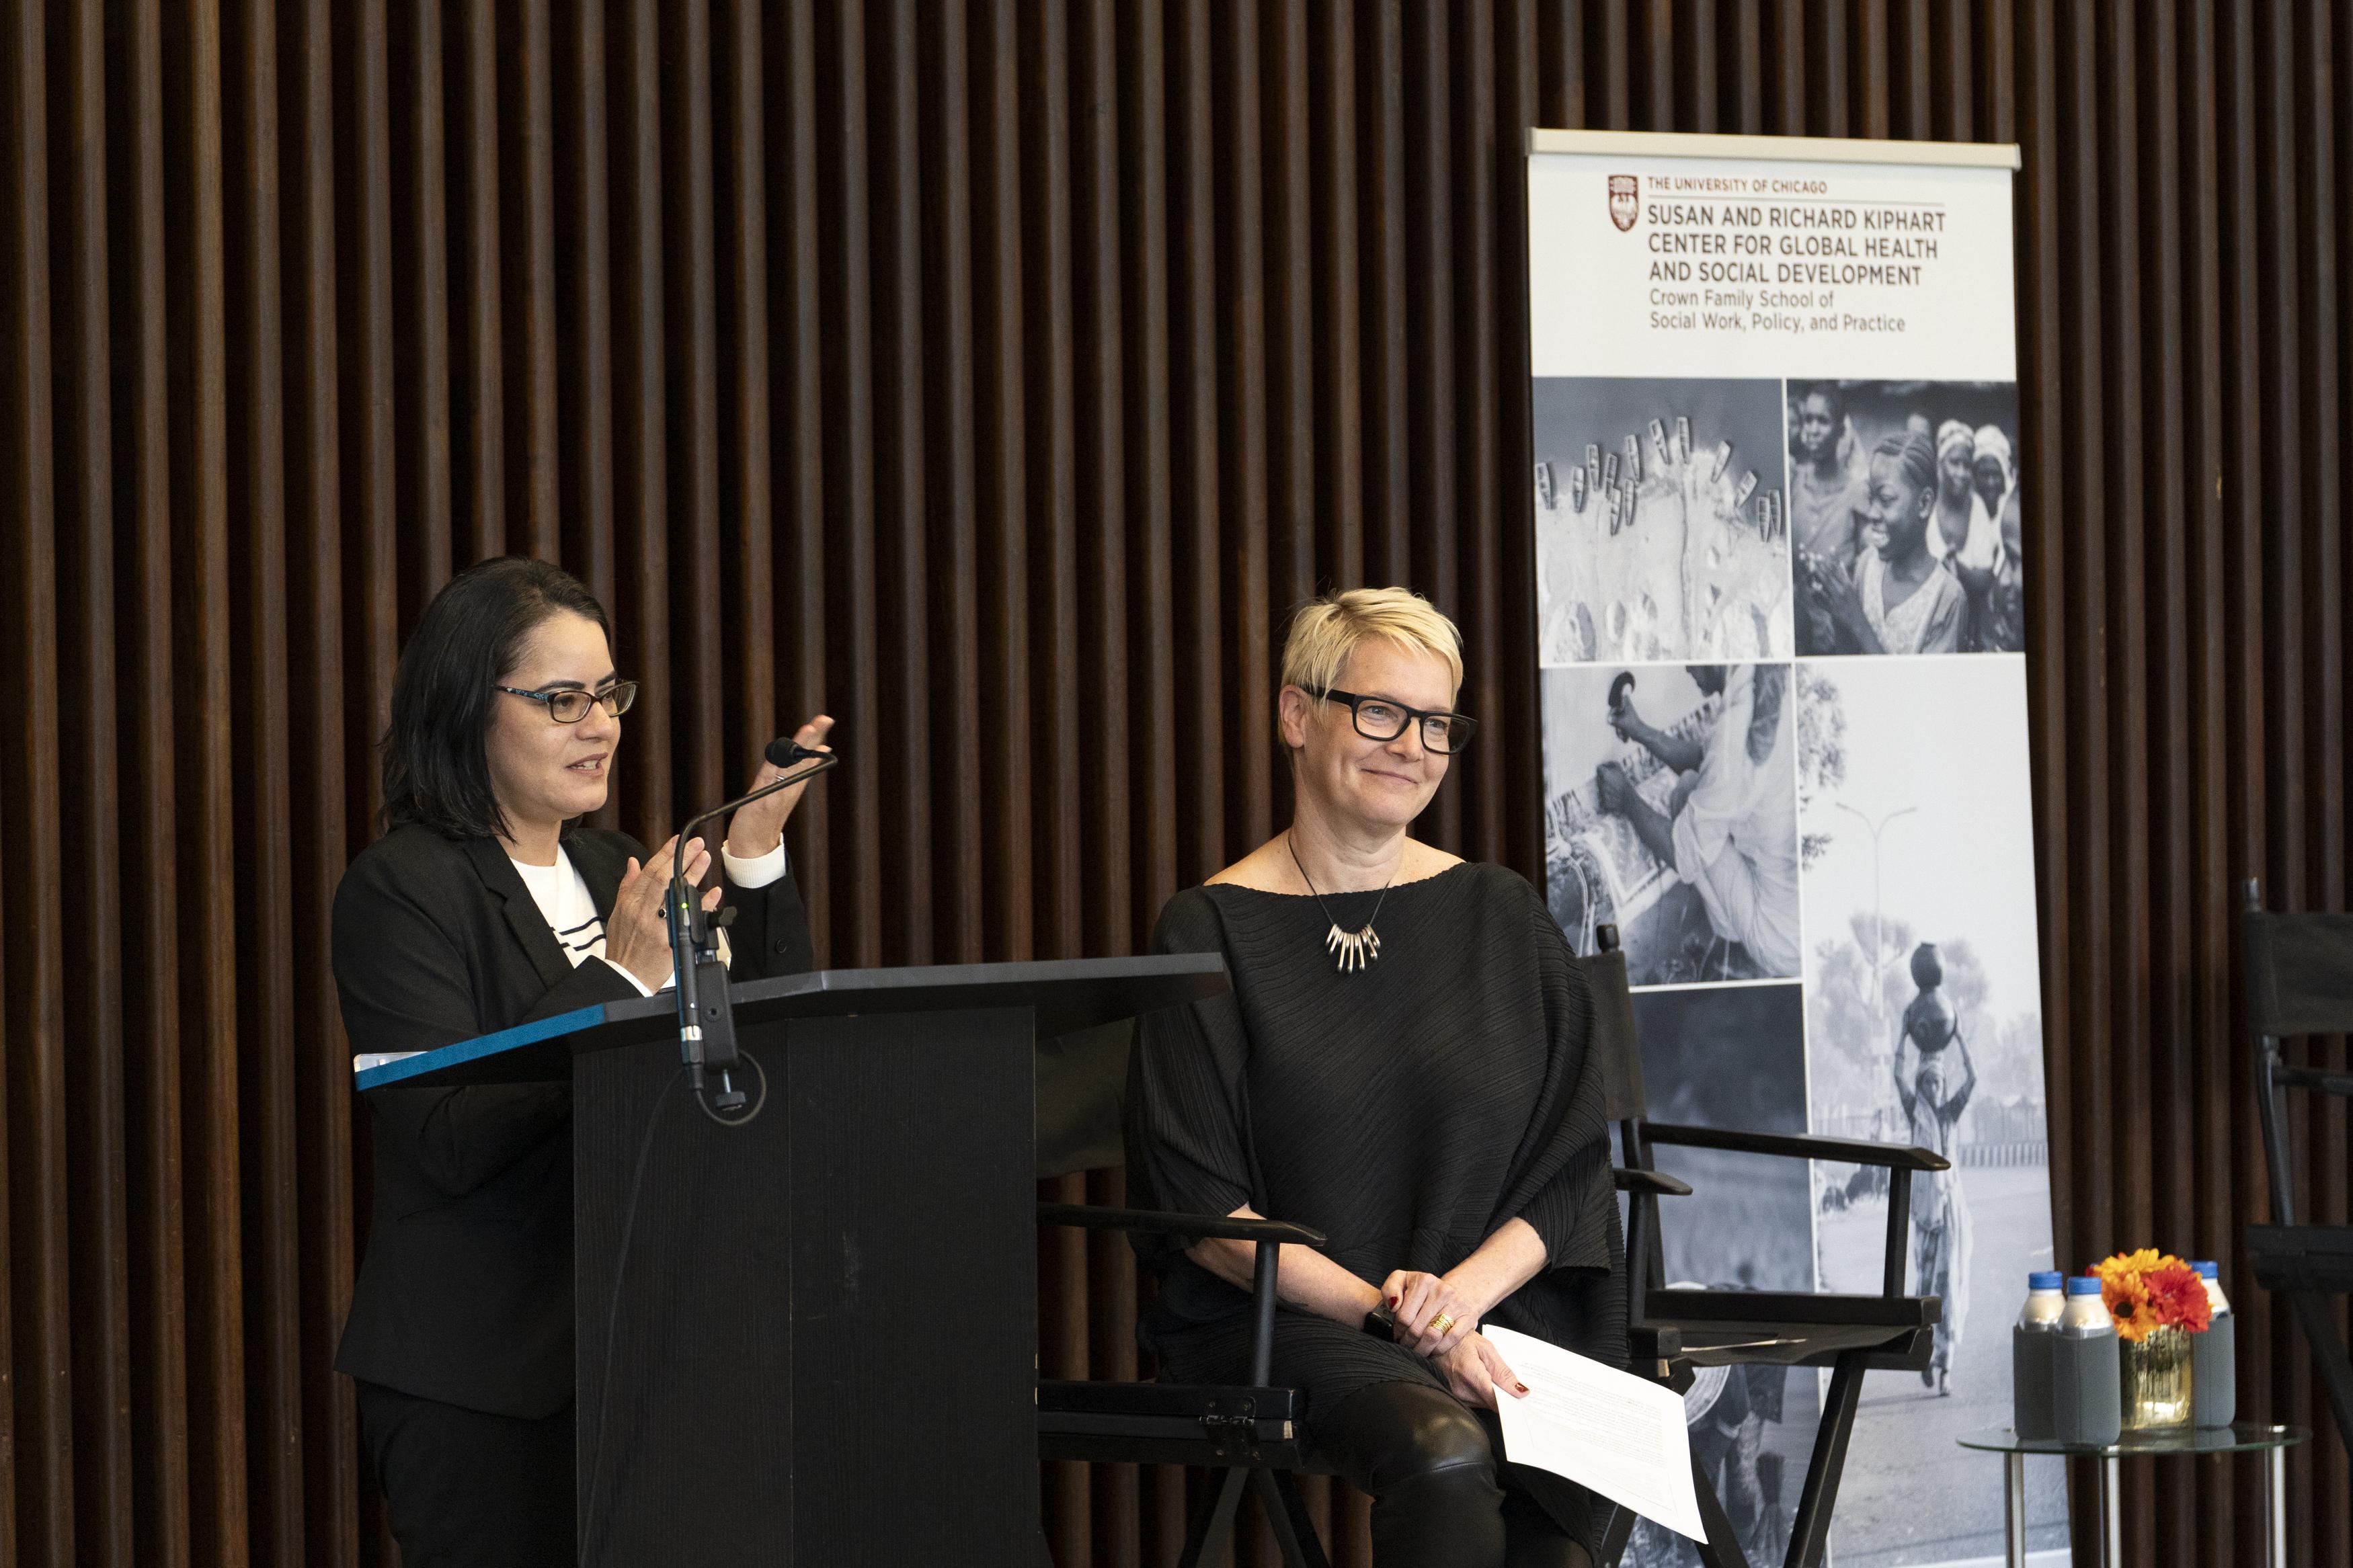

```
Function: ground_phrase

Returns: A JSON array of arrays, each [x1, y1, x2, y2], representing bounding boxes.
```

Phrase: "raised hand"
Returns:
[[724, 713, 836, 859]]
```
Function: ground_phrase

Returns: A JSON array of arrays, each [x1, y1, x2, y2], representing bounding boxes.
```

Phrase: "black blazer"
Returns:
[[331, 823, 814, 1418]]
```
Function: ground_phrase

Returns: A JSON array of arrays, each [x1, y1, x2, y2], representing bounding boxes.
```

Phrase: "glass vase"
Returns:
[[2119, 1325, 2194, 1430]]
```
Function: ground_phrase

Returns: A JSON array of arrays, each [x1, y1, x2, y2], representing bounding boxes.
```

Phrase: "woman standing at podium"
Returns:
[[1129, 588, 1627, 1568], [332, 557, 828, 1568]]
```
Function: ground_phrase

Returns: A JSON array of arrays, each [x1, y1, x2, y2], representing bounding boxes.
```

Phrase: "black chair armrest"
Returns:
[[1644, 1120, 1950, 1172], [1615, 1166, 1694, 1198], [1629, 1324, 1683, 1361], [1037, 1202, 1328, 1248], [2276, 1065, 2353, 1099]]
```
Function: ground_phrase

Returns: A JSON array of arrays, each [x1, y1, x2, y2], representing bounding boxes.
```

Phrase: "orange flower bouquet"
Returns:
[[2090, 1249, 2212, 1342]]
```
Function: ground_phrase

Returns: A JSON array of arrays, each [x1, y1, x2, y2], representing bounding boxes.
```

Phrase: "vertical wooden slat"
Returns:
[[221, 0, 303, 1559], [1361, 0, 1410, 587], [767, 0, 830, 957], [1169, 0, 1225, 876], [340, 0, 400, 837], [808, 0, 880, 966], [1121, 0, 1180, 950], [450, 0, 504, 562], [917, 0, 981, 963], [608, 0, 671, 839], [280, 1, 360, 1558], [50, 0, 134, 1558], [1492, 0, 1545, 889], [871, 0, 935, 966], [1027, 0, 1086, 962], [110, 3, 195, 1560], [1074, 0, 1131, 957], [976, 0, 1036, 945], [392, 0, 452, 600], [1312, 0, 1365, 583], [2140, 5, 2198, 1557], [660, 0, 725, 817], [1215, 0, 1274, 858], [553, 0, 616, 610], [0, 0, 71, 1557], [1456, 0, 1506, 863], [1265, 0, 1316, 622], [506, 0, 562, 562], [160, 3, 251, 1560], [714, 0, 776, 808]]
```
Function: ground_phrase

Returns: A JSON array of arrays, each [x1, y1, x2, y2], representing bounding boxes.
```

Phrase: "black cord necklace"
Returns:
[[1287, 833, 1399, 974]]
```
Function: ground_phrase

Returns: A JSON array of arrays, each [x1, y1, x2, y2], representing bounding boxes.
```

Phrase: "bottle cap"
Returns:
[[2066, 1276, 2106, 1296], [2192, 1260, 2219, 1278], [2028, 1271, 2065, 1290]]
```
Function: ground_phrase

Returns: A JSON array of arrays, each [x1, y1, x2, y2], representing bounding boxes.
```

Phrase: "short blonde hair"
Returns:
[[1280, 587, 1464, 704]]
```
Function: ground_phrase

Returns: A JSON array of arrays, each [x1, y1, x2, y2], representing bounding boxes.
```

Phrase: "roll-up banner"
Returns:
[[1526, 130, 2064, 1565]]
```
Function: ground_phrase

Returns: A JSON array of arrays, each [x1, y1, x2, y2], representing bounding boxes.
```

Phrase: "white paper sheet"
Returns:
[[1482, 1325, 1706, 1543]]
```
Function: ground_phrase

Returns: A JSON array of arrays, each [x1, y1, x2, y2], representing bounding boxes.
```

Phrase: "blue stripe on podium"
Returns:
[[353, 1003, 610, 1091]]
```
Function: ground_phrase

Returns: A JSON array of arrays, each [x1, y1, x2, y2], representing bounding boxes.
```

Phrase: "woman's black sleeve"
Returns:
[[1125, 893, 1257, 1241], [719, 864, 816, 979], [1491, 886, 1622, 1280], [335, 849, 638, 1198]]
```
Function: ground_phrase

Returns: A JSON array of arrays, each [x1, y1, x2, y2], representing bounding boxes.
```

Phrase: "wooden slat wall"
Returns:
[[0, 3, 2347, 1565]]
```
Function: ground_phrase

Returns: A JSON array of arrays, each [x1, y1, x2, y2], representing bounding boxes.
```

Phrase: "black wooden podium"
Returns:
[[354, 954, 1226, 1566]]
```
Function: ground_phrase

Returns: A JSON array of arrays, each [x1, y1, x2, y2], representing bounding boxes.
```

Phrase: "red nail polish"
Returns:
[[1517, 1383, 1530, 1394]]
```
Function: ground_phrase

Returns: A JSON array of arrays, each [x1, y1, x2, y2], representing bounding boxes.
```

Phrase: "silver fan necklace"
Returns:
[[1287, 834, 1398, 974]]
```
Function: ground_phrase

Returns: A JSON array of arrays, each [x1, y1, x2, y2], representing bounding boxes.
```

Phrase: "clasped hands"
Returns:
[[1379, 1269, 1529, 1411]]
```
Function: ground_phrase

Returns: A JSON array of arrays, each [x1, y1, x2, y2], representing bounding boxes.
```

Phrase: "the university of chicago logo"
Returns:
[[1607, 174, 1639, 232]]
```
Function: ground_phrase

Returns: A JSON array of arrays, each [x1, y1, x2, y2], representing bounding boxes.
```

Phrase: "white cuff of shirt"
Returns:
[[720, 839, 789, 889], [602, 954, 663, 997]]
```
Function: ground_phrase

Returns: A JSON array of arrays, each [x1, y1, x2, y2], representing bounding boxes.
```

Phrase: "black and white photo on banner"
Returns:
[[1542, 660, 1798, 985], [1798, 655, 2063, 1565], [1532, 376, 1794, 665], [1789, 380, 2026, 657]]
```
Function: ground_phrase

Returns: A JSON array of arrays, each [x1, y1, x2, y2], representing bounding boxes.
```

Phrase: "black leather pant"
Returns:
[[1312, 1380, 1592, 1568]]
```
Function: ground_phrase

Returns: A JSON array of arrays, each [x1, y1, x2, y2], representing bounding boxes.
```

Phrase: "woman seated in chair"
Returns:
[[1129, 587, 1628, 1568]]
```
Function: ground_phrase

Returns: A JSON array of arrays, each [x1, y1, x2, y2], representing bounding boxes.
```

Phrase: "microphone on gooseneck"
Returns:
[[765, 736, 826, 768], [667, 737, 842, 1120]]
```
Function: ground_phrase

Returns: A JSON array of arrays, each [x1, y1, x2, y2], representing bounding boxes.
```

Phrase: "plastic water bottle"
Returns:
[[2192, 1260, 2236, 1428], [2053, 1275, 2121, 1446], [2011, 1270, 2067, 1439]]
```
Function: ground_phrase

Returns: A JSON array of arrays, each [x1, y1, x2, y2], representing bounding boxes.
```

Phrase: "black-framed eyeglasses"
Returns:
[[492, 680, 639, 724], [1305, 686, 1477, 754]]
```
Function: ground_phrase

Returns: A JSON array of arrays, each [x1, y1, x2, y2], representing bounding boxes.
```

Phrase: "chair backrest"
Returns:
[[1583, 925, 1670, 1301], [2242, 897, 2353, 1040], [1035, 1018, 1133, 1179], [2241, 879, 2353, 1229], [1585, 925, 1650, 1126]]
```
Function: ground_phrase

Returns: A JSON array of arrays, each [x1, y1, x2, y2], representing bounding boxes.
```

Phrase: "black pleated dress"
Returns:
[[1127, 861, 1630, 1551]]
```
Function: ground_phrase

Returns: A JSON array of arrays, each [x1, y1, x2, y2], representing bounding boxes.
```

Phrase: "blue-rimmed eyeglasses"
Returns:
[[1303, 686, 1477, 753], [491, 680, 639, 724]]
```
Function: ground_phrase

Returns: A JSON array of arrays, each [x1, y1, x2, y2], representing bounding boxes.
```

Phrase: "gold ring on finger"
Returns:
[[1428, 1312, 1455, 1337]]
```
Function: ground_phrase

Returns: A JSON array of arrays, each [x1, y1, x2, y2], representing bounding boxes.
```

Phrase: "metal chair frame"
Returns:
[[2241, 878, 2353, 1459]]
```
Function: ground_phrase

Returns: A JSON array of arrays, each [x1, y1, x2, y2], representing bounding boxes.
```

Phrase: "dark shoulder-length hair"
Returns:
[[381, 556, 612, 840]]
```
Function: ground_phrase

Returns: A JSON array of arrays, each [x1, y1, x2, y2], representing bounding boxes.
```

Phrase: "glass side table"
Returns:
[[1956, 1423, 2307, 1568]]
